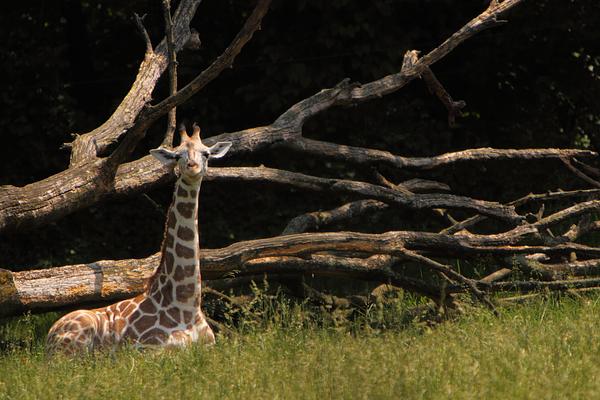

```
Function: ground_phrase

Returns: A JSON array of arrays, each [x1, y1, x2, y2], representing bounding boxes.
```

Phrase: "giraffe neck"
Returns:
[[147, 176, 203, 310]]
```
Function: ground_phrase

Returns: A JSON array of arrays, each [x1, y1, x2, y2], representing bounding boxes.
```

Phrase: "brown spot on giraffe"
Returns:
[[159, 311, 179, 329], [167, 307, 182, 323], [128, 309, 143, 324], [114, 318, 126, 334], [134, 314, 158, 334], [177, 226, 195, 241], [178, 264, 197, 278], [139, 328, 167, 345], [172, 266, 187, 282], [167, 211, 177, 229], [176, 202, 194, 218], [175, 243, 195, 259], [182, 310, 194, 325], [176, 283, 196, 302], [138, 299, 157, 314], [160, 280, 174, 306], [177, 186, 189, 198]]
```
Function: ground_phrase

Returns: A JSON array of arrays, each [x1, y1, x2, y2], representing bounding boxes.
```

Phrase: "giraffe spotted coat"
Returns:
[[46, 124, 231, 355]]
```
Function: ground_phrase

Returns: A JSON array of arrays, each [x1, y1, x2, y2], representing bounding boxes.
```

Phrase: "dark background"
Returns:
[[1, 0, 599, 271]]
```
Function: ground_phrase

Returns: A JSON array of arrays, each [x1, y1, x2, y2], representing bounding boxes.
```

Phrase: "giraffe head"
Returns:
[[150, 123, 232, 181]]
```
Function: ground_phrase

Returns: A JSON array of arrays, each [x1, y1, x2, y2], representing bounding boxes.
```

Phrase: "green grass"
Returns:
[[2, 294, 600, 399]]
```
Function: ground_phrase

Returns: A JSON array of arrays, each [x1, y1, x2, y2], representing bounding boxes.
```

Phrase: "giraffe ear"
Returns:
[[208, 142, 232, 159], [150, 147, 180, 166]]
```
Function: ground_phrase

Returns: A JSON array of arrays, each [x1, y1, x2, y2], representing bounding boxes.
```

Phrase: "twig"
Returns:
[[197, 166, 524, 223], [68, 0, 202, 166], [480, 268, 512, 283], [162, 0, 178, 147], [534, 200, 600, 231], [144, 0, 272, 121], [421, 66, 466, 127], [397, 248, 497, 313], [561, 156, 600, 188], [490, 277, 600, 293], [281, 138, 597, 170], [281, 200, 389, 235], [373, 170, 413, 194], [441, 188, 600, 235], [133, 13, 153, 54], [573, 158, 600, 178]]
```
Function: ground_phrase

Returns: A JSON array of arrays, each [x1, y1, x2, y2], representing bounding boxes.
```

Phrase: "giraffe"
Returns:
[[46, 123, 232, 355]]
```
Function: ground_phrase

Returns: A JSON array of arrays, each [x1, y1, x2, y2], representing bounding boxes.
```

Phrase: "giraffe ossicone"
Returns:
[[46, 124, 232, 355]]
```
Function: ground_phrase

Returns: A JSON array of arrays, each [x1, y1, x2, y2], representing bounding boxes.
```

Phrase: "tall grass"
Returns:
[[2, 292, 600, 399]]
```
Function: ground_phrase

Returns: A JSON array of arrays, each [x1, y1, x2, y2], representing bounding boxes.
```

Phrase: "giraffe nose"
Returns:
[[187, 160, 198, 169]]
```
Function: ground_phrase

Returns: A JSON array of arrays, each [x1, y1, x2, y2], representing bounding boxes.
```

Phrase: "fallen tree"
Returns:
[[2, 0, 600, 319]]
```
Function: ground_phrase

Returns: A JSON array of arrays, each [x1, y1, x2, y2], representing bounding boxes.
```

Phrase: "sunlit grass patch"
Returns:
[[1, 294, 600, 399]]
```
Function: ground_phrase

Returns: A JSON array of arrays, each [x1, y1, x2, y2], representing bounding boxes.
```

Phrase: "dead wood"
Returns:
[[67, 0, 202, 167], [0, 0, 270, 234], [442, 189, 600, 235], [161, 0, 178, 147], [4, 195, 600, 317], [421, 66, 466, 127], [0, 0, 554, 235], [5, 0, 600, 320], [281, 200, 389, 235]]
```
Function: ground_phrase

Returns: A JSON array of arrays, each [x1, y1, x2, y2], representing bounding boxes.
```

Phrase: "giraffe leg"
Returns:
[[197, 319, 216, 345], [46, 310, 101, 355]]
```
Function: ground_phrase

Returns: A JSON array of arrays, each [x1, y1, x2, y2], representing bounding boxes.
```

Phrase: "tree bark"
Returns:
[[3, 196, 600, 318], [6, 0, 600, 320], [0, 0, 541, 235]]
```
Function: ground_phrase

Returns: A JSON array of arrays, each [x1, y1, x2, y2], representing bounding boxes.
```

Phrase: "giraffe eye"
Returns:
[[201, 151, 209, 158]]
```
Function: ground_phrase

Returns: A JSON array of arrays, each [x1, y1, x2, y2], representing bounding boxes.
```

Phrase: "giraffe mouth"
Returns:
[[182, 169, 204, 183]]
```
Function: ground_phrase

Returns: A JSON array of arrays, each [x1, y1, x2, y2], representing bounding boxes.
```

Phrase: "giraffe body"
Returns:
[[46, 124, 231, 355]]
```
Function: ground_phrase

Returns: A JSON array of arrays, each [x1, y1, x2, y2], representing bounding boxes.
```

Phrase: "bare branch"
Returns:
[[5, 204, 600, 317], [442, 188, 600, 235], [197, 166, 524, 223], [143, 0, 272, 123], [68, 0, 202, 166], [133, 13, 153, 54], [572, 158, 600, 178], [534, 200, 600, 231], [398, 248, 497, 312], [480, 268, 512, 283], [266, 1, 525, 132], [561, 156, 600, 188], [162, 0, 178, 147], [421, 66, 466, 127], [281, 138, 596, 170], [490, 277, 600, 293], [281, 200, 389, 235]]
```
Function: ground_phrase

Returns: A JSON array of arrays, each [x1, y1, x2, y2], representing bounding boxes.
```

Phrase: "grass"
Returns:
[[2, 293, 600, 399]]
